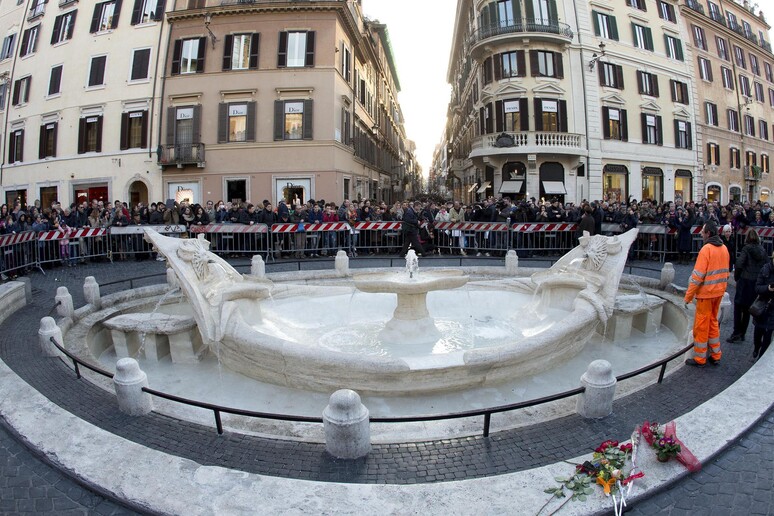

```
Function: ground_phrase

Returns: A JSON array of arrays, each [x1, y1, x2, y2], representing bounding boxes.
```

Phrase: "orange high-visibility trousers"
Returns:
[[692, 296, 723, 364]]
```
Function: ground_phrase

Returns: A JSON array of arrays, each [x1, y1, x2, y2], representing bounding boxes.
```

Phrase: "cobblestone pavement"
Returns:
[[0, 257, 770, 513]]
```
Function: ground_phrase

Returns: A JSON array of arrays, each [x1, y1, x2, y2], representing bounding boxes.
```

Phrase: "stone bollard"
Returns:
[[166, 267, 178, 288], [335, 250, 350, 277], [38, 317, 63, 357], [659, 263, 675, 290], [251, 255, 266, 278], [83, 276, 101, 310], [323, 389, 371, 459], [577, 360, 616, 419], [505, 250, 519, 276], [113, 358, 153, 416], [718, 292, 732, 323], [55, 287, 74, 319], [18, 277, 32, 304]]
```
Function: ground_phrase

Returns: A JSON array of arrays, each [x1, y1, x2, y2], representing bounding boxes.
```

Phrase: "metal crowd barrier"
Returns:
[[350, 222, 403, 255], [432, 222, 511, 256], [38, 228, 110, 267], [108, 225, 187, 260], [0, 231, 39, 276], [188, 223, 270, 259], [269, 222, 351, 259]]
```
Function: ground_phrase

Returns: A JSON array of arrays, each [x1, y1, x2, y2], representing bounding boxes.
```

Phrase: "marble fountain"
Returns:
[[60, 228, 691, 430]]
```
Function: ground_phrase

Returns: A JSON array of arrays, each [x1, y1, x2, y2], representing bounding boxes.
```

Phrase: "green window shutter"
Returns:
[[675, 40, 684, 60], [273, 101, 284, 140], [645, 27, 653, 50], [302, 99, 313, 139], [217, 103, 228, 143], [525, 0, 534, 21], [511, 0, 521, 19], [592, 11, 600, 36], [246, 101, 256, 141], [609, 16, 619, 40], [631, 22, 637, 46]]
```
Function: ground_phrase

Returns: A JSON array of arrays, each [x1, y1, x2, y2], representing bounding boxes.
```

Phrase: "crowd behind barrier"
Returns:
[[0, 194, 771, 277]]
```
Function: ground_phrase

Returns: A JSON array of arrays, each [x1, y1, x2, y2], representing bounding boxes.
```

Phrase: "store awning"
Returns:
[[542, 181, 567, 195], [499, 180, 523, 194], [467, 183, 479, 193], [476, 181, 491, 194]]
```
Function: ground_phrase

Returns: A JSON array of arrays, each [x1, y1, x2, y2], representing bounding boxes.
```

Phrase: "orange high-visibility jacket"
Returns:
[[685, 238, 730, 302]]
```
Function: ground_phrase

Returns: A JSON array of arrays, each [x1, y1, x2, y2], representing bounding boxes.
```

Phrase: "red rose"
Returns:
[[619, 443, 633, 452]]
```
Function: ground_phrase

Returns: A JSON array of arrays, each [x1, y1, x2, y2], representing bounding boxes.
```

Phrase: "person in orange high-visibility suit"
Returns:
[[684, 221, 730, 367]]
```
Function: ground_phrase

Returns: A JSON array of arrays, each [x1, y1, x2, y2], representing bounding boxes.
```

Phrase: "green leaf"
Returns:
[[579, 495, 587, 502], [584, 487, 594, 495], [555, 476, 568, 482]]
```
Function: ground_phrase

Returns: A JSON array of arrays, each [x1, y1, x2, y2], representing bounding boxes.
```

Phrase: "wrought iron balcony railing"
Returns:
[[158, 143, 206, 167], [470, 19, 574, 46]]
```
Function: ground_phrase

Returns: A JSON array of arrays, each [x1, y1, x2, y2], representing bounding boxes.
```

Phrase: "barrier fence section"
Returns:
[[0, 231, 38, 276], [37, 228, 110, 267], [270, 222, 352, 259], [350, 222, 403, 255], [189, 224, 270, 259], [108, 225, 187, 260], [432, 222, 511, 256]]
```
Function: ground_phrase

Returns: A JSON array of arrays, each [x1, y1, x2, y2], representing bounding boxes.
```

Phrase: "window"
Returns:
[[716, 36, 729, 61], [0, 83, 7, 111], [496, 99, 529, 132], [496, 50, 525, 79], [657, 0, 675, 22], [19, 25, 39, 57], [770, 88, 774, 107], [8, 129, 23, 163], [750, 54, 760, 76], [760, 119, 769, 140], [664, 35, 683, 60], [340, 43, 351, 83], [674, 120, 692, 149], [166, 106, 201, 156], [130, 0, 164, 24], [483, 57, 493, 85], [730, 147, 740, 168], [223, 33, 259, 71], [277, 31, 315, 68], [0, 34, 15, 60], [705, 102, 718, 126], [698, 57, 712, 81], [171, 37, 205, 75], [765, 62, 773, 83], [78, 116, 103, 153], [530, 0, 553, 25], [273, 99, 313, 140], [641, 113, 662, 144], [742, 20, 752, 38], [692, 25, 706, 50], [218, 102, 256, 143], [721, 66, 734, 89], [755, 82, 764, 102], [734, 45, 746, 68], [534, 99, 568, 132], [39, 122, 57, 159], [632, 23, 653, 51], [746, 151, 757, 167], [12, 76, 31, 106], [51, 11, 77, 45], [602, 107, 628, 140], [599, 62, 624, 89], [762, 154, 770, 173], [727, 109, 739, 132], [626, 0, 646, 12], [28, 0, 45, 19], [530, 50, 563, 78], [129, 48, 150, 81], [707, 1, 721, 20], [637, 71, 659, 96], [744, 114, 755, 136], [496, 0, 516, 26], [48, 65, 62, 95], [88, 55, 107, 87], [739, 74, 751, 97], [90, 1, 119, 33], [707, 143, 720, 166], [670, 80, 689, 104], [593, 11, 619, 40], [726, 11, 738, 30], [120, 111, 147, 149]]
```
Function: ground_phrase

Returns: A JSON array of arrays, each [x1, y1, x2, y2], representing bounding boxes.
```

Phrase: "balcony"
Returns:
[[684, 0, 704, 14], [470, 131, 584, 158], [744, 165, 763, 181], [470, 19, 573, 58], [27, 4, 45, 21], [159, 143, 206, 168]]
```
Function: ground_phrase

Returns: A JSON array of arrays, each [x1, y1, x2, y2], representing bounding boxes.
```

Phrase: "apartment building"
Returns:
[[0, 0, 168, 208], [682, 0, 774, 204], [160, 0, 416, 207], [442, 0, 711, 205]]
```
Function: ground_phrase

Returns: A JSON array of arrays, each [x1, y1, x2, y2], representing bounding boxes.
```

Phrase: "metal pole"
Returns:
[[483, 413, 491, 437], [214, 409, 223, 435]]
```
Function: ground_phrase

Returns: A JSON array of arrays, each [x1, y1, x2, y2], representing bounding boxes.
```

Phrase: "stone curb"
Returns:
[[0, 343, 771, 515]]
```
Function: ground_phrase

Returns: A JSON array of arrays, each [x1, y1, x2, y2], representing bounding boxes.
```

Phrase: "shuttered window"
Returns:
[[88, 56, 107, 87], [78, 116, 103, 153], [277, 31, 315, 68], [217, 102, 256, 143], [120, 111, 148, 149], [273, 100, 313, 140], [130, 48, 151, 81], [48, 65, 63, 96]]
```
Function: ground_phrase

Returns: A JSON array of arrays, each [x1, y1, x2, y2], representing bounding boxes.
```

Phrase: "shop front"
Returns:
[[603, 164, 628, 203]]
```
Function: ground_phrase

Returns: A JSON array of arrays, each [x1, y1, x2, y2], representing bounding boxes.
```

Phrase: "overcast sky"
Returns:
[[362, 1, 774, 177]]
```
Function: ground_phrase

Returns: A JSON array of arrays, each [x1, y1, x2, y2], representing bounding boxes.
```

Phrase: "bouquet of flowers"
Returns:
[[640, 420, 700, 471]]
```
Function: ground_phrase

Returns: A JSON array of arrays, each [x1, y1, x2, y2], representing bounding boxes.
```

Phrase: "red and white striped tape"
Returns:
[[0, 230, 37, 247], [434, 222, 510, 231], [511, 223, 578, 232], [353, 222, 402, 231], [189, 224, 269, 234]]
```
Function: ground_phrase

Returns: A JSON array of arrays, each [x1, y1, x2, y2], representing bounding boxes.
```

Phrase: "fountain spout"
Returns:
[[405, 250, 419, 279]]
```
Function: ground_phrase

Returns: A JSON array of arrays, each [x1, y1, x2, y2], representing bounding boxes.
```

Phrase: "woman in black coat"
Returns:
[[752, 251, 774, 359], [729, 229, 767, 343]]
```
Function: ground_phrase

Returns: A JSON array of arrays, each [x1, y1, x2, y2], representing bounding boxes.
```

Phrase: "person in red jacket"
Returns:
[[684, 221, 730, 367]]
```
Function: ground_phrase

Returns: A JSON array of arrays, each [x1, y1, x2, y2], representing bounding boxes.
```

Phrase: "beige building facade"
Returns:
[[441, 0, 772, 206], [0, 0, 168, 208], [682, 0, 774, 204], [160, 0, 416, 207]]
